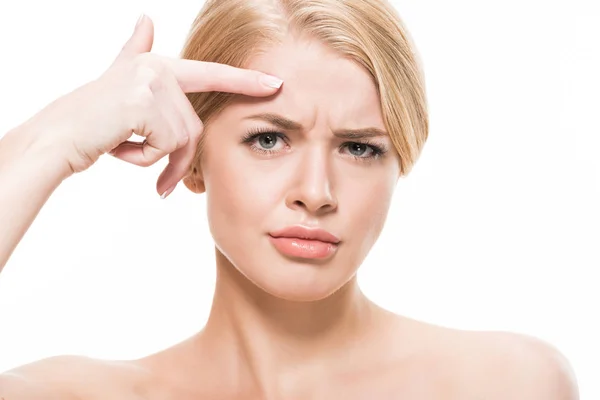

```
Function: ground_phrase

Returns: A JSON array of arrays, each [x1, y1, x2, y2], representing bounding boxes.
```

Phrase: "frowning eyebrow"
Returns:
[[244, 113, 388, 139]]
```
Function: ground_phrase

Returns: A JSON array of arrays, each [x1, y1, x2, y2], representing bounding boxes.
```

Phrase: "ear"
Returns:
[[183, 165, 206, 194]]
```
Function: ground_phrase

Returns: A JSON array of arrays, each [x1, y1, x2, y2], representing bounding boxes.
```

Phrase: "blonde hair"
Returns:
[[180, 0, 428, 176]]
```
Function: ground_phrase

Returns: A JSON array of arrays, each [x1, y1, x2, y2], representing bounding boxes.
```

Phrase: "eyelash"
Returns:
[[240, 127, 388, 161]]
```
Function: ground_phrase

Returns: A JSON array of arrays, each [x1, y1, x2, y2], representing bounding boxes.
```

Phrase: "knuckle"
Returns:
[[148, 74, 163, 92], [142, 68, 163, 92], [180, 129, 190, 145], [135, 85, 155, 108], [131, 52, 157, 69], [190, 119, 204, 138], [139, 158, 154, 168], [173, 118, 191, 147], [122, 85, 154, 116], [166, 137, 180, 154], [177, 133, 190, 148], [178, 119, 189, 139], [146, 149, 165, 167], [133, 59, 168, 92]]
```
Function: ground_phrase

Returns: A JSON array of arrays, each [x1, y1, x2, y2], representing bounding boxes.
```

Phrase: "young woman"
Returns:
[[0, 0, 578, 399]]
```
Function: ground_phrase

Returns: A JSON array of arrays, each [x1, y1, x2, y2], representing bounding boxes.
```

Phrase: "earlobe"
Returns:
[[183, 166, 206, 194]]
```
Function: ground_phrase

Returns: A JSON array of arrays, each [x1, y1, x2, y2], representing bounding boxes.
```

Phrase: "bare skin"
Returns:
[[0, 316, 578, 399], [0, 15, 578, 400]]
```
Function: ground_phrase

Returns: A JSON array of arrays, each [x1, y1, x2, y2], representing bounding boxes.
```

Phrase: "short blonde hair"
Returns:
[[181, 0, 428, 176]]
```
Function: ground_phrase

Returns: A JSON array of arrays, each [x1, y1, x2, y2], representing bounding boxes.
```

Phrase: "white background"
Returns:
[[0, 0, 598, 397]]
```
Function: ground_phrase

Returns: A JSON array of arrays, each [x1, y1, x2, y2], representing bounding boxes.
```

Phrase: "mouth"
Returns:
[[268, 226, 341, 260]]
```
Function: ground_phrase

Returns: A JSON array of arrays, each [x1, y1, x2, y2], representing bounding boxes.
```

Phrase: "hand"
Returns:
[[25, 14, 283, 196]]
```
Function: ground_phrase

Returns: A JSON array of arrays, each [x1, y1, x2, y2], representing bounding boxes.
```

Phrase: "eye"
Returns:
[[341, 141, 386, 160], [346, 143, 373, 157], [257, 133, 279, 150], [241, 129, 289, 155]]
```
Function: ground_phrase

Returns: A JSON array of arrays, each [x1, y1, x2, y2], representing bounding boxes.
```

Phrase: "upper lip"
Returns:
[[269, 225, 341, 244]]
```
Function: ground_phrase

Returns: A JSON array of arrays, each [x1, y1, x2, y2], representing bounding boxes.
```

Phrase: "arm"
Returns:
[[0, 14, 281, 274], [0, 122, 72, 272]]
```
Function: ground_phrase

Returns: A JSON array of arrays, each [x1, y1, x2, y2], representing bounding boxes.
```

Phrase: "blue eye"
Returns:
[[341, 142, 385, 160], [347, 143, 371, 157], [241, 129, 289, 155], [241, 128, 387, 161], [257, 133, 278, 150]]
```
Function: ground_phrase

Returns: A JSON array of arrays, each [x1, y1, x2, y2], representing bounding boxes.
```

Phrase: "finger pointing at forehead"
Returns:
[[163, 58, 284, 95]]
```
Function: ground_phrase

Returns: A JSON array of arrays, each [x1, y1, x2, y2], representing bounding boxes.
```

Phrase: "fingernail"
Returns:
[[160, 184, 176, 199], [135, 13, 145, 29], [260, 75, 284, 89]]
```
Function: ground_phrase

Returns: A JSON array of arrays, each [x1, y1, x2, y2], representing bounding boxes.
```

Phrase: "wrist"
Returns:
[[1, 122, 74, 181]]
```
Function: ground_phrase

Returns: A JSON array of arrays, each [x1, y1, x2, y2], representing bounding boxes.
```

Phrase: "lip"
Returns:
[[268, 226, 341, 260], [269, 226, 341, 244]]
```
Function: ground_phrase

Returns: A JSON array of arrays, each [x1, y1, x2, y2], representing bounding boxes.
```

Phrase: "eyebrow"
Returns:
[[244, 112, 388, 139]]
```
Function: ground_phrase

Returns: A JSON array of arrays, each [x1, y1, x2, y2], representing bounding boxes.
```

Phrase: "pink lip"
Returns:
[[268, 226, 341, 260], [269, 226, 340, 244]]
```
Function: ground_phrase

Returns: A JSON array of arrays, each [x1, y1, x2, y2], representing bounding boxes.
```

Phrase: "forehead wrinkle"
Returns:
[[243, 111, 388, 141], [234, 40, 384, 136]]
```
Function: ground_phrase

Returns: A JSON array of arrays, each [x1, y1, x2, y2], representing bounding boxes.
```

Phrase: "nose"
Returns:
[[285, 148, 338, 215]]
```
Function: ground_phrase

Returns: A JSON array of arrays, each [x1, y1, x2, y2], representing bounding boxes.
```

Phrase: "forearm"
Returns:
[[0, 123, 72, 272]]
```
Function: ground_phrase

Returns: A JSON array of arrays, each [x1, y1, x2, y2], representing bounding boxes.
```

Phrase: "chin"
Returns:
[[253, 275, 344, 302], [215, 234, 362, 302], [240, 252, 359, 302]]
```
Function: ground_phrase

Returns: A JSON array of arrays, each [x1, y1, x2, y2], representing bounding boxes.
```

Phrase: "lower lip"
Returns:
[[269, 236, 339, 259]]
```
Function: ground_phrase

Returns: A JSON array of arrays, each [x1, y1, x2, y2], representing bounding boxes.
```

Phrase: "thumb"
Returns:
[[115, 14, 154, 63]]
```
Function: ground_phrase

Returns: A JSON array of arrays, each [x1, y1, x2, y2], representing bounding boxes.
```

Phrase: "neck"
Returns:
[[198, 249, 379, 395]]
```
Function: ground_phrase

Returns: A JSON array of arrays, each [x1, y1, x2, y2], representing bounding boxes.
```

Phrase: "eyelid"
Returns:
[[339, 141, 387, 159], [241, 127, 289, 144], [241, 127, 388, 160]]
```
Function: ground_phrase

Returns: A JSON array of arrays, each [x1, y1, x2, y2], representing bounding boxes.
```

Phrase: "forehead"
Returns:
[[229, 35, 385, 128]]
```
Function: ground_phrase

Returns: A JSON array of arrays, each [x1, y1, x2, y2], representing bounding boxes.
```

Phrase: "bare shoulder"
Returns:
[[383, 314, 579, 399], [457, 329, 580, 400], [0, 355, 150, 400]]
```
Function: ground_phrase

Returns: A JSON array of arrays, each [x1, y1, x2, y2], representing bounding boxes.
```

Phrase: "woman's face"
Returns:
[[190, 35, 401, 301]]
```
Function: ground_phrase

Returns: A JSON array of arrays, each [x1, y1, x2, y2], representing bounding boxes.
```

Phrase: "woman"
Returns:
[[0, 0, 578, 398]]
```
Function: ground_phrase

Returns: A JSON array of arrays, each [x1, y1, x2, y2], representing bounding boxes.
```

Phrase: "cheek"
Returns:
[[339, 169, 396, 247], [202, 145, 278, 241]]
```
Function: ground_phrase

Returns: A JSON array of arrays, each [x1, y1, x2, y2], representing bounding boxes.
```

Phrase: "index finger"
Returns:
[[162, 58, 284, 95]]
